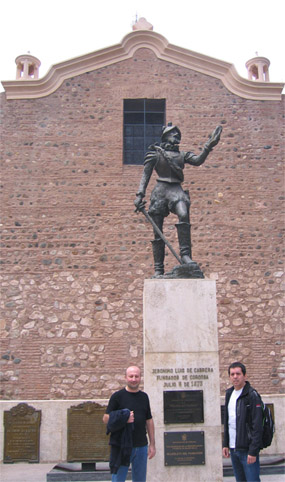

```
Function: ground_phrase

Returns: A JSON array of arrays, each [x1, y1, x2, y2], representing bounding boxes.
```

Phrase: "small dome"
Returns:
[[15, 53, 41, 80], [245, 56, 270, 82]]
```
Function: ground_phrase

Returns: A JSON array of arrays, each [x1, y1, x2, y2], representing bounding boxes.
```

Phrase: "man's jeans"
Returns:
[[111, 445, 148, 482], [230, 449, 260, 482]]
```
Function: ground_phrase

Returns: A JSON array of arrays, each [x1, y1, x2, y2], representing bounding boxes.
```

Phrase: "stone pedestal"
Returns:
[[144, 279, 223, 482]]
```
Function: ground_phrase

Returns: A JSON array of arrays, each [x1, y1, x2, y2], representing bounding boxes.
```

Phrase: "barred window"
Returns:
[[123, 99, 165, 165]]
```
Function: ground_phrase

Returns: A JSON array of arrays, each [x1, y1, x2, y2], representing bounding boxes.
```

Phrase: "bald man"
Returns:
[[103, 366, 155, 482]]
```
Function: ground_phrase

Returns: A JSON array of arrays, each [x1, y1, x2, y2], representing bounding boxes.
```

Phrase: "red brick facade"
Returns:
[[0, 37, 284, 400]]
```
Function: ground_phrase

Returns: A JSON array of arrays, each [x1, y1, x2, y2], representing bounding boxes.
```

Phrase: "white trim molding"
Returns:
[[2, 30, 284, 101]]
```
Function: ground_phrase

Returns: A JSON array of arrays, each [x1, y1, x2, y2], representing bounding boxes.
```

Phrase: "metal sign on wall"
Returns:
[[67, 401, 110, 462], [164, 390, 204, 424], [164, 431, 205, 466], [4, 403, 41, 463]]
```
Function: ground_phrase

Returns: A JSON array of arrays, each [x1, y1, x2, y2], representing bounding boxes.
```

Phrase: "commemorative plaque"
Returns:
[[164, 390, 204, 424], [221, 404, 225, 424], [164, 431, 205, 466], [4, 403, 41, 463], [67, 401, 110, 462], [267, 403, 275, 422]]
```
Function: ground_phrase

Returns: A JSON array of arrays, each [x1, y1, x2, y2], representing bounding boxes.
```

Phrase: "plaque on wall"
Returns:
[[266, 403, 275, 423], [164, 391, 204, 423], [221, 405, 225, 424], [67, 401, 110, 462], [4, 403, 41, 463], [164, 431, 205, 466]]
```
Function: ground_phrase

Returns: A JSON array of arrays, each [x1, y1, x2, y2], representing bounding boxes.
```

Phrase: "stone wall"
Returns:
[[0, 48, 284, 400]]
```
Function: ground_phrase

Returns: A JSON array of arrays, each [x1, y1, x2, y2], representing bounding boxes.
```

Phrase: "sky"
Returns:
[[0, 0, 284, 93]]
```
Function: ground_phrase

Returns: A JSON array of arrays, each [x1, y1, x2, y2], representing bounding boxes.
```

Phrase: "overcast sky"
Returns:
[[0, 0, 284, 93]]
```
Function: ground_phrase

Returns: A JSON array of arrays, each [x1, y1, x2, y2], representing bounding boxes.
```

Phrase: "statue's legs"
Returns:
[[175, 201, 192, 264], [151, 215, 165, 276], [175, 222, 192, 263], [151, 239, 165, 276]]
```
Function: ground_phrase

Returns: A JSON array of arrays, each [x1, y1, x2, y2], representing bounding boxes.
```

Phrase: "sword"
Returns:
[[135, 202, 182, 265]]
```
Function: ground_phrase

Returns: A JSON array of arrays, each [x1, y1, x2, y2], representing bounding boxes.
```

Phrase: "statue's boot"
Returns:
[[175, 222, 193, 264], [151, 239, 165, 276]]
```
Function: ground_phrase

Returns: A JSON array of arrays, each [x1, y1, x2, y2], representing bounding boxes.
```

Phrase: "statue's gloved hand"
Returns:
[[134, 196, 147, 213], [204, 125, 222, 151]]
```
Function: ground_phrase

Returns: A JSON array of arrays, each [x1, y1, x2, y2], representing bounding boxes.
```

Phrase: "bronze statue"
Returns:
[[134, 123, 222, 278]]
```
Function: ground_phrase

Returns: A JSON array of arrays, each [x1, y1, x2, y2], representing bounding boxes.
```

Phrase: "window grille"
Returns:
[[123, 99, 165, 165]]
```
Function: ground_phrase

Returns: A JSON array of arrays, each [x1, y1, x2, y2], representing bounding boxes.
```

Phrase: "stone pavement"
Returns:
[[0, 461, 285, 482]]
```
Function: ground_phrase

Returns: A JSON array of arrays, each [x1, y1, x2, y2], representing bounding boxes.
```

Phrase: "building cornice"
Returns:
[[2, 30, 284, 101]]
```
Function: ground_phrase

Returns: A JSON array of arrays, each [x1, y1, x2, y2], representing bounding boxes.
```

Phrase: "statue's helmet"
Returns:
[[161, 122, 181, 142]]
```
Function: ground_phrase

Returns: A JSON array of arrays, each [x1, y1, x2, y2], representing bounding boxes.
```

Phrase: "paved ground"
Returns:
[[0, 462, 284, 482]]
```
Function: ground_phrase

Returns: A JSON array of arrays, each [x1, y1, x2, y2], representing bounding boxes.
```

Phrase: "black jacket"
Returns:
[[106, 409, 133, 474], [223, 381, 263, 456]]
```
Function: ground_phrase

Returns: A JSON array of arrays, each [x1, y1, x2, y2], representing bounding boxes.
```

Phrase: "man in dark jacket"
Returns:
[[223, 362, 263, 482]]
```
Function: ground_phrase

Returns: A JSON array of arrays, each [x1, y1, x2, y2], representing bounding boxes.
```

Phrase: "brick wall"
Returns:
[[0, 48, 284, 399]]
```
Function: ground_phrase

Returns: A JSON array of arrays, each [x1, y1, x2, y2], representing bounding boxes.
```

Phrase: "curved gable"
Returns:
[[2, 29, 284, 101]]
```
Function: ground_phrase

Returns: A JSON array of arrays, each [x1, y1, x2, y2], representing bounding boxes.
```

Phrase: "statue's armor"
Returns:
[[136, 143, 209, 199], [154, 150, 185, 183]]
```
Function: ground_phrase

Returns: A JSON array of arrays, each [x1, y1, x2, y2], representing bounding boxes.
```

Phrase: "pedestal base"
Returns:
[[144, 279, 223, 482], [46, 463, 131, 481]]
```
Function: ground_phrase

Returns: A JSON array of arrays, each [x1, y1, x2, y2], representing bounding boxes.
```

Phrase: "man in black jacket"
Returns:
[[223, 362, 263, 482]]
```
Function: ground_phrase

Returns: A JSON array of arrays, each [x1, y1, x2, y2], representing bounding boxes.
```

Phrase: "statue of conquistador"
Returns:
[[134, 123, 222, 277]]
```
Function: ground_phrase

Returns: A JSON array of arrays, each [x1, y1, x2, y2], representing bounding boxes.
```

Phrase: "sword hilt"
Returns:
[[134, 200, 147, 214]]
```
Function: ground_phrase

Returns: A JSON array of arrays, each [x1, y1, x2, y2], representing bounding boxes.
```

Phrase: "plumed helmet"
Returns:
[[161, 122, 181, 141]]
